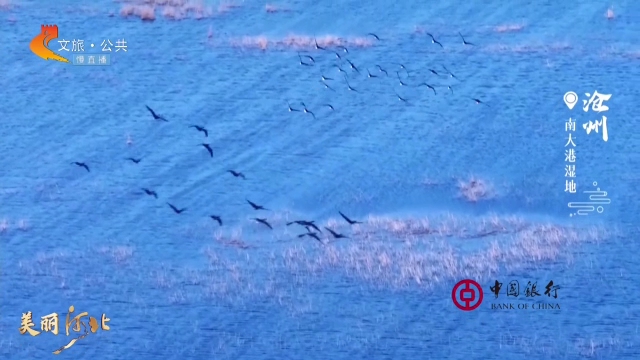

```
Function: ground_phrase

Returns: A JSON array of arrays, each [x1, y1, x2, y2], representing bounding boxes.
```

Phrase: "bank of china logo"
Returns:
[[30, 25, 70, 63]]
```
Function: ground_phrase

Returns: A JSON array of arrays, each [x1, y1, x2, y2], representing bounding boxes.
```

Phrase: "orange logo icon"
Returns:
[[30, 25, 70, 63]]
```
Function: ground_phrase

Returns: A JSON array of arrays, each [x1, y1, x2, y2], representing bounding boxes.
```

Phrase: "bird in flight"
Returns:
[[418, 82, 437, 95], [426, 33, 443, 48], [252, 218, 273, 229], [297, 53, 314, 66], [396, 71, 408, 86], [367, 33, 381, 41], [298, 232, 322, 243], [201, 143, 213, 157], [339, 211, 363, 225], [189, 125, 208, 137], [441, 65, 459, 80], [459, 32, 475, 46], [298, 52, 315, 63], [325, 227, 349, 239], [210, 215, 222, 226], [145, 105, 168, 122], [300, 102, 316, 119], [376, 65, 389, 76], [346, 59, 360, 74], [247, 199, 268, 211], [287, 101, 301, 112], [471, 98, 490, 107], [167, 202, 187, 214], [141, 188, 158, 198], [314, 37, 326, 51], [287, 220, 321, 233], [126, 157, 142, 164], [227, 170, 246, 179], [71, 162, 90, 172]]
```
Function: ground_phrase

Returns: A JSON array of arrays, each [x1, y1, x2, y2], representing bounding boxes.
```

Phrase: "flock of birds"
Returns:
[[289, 31, 489, 109], [70, 30, 486, 246], [70, 104, 362, 245]]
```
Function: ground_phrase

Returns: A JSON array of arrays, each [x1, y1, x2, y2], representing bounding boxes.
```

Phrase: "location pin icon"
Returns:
[[564, 91, 578, 110]]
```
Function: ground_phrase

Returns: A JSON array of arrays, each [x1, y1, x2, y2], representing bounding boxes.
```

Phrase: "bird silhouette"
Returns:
[[459, 32, 475, 46], [126, 157, 141, 164], [189, 125, 209, 137], [246, 199, 268, 211], [426, 33, 443, 48], [252, 218, 273, 229], [325, 227, 349, 239], [287, 101, 301, 112], [227, 170, 246, 179], [472, 98, 490, 107], [339, 211, 363, 225], [201, 143, 213, 157], [71, 162, 90, 172], [418, 83, 437, 95], [367, 33, 381, 41], [167, 202, 187, 214], [210, 215, 222, 226], [287, 220, 321, 233], [141, 188, 158, 199], [145, 105, 168, 122], [299, 232, 323, 243]]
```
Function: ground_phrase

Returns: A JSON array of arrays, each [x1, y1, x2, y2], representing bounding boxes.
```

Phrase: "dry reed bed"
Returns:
[[15, 212, 608, 307]]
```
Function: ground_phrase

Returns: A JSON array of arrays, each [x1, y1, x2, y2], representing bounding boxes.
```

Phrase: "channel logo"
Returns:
[[30, 24, 70, 63]]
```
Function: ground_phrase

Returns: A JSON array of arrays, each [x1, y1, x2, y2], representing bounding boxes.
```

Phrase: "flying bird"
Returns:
[[334, 64, 348, 75], [426, 33, 443, 48], [321, 75, 333, 81], [394, 90, 408, 103], [314, 37, 326, 51], [367, 69, 379, 78], [252, 218, 273, 229], [201, 143, 213, 157], [396, 71, 408, 86], [325, 227, 349, 239], [367, 33, 381, 41], [287, 220, 321, 233], [321, 81, 335, 91], [418, 82, 437, 95], [344, 75, 359, 92], [459, 32, 475, 46], [346, 59, 360, 74], [141, 188, 158, 199], [336, 45, 348, 53], [339, 211, 363, 225], [246, 199, 268, 211], [441, 65, 459, 80], [300, 102, 316, 119], [298, 52, 315, 63], [472, 98, 490, 107], [210, 215, 222, 226], [287, 101, 301, 112], [145, 105, 168, 122], [227, 170, 246, 179], [167, 202, 187, 214], [298, 58, 313, 66], [376, 65, 389, 76], [126, 157, 142, 164], [71, 162, 90, 172], [428, 69, 442, 76], [324, 104, 335, 111], [332, 51, 342, 60], [189, 125, 209, 137], [298, 232, 322, 243]]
